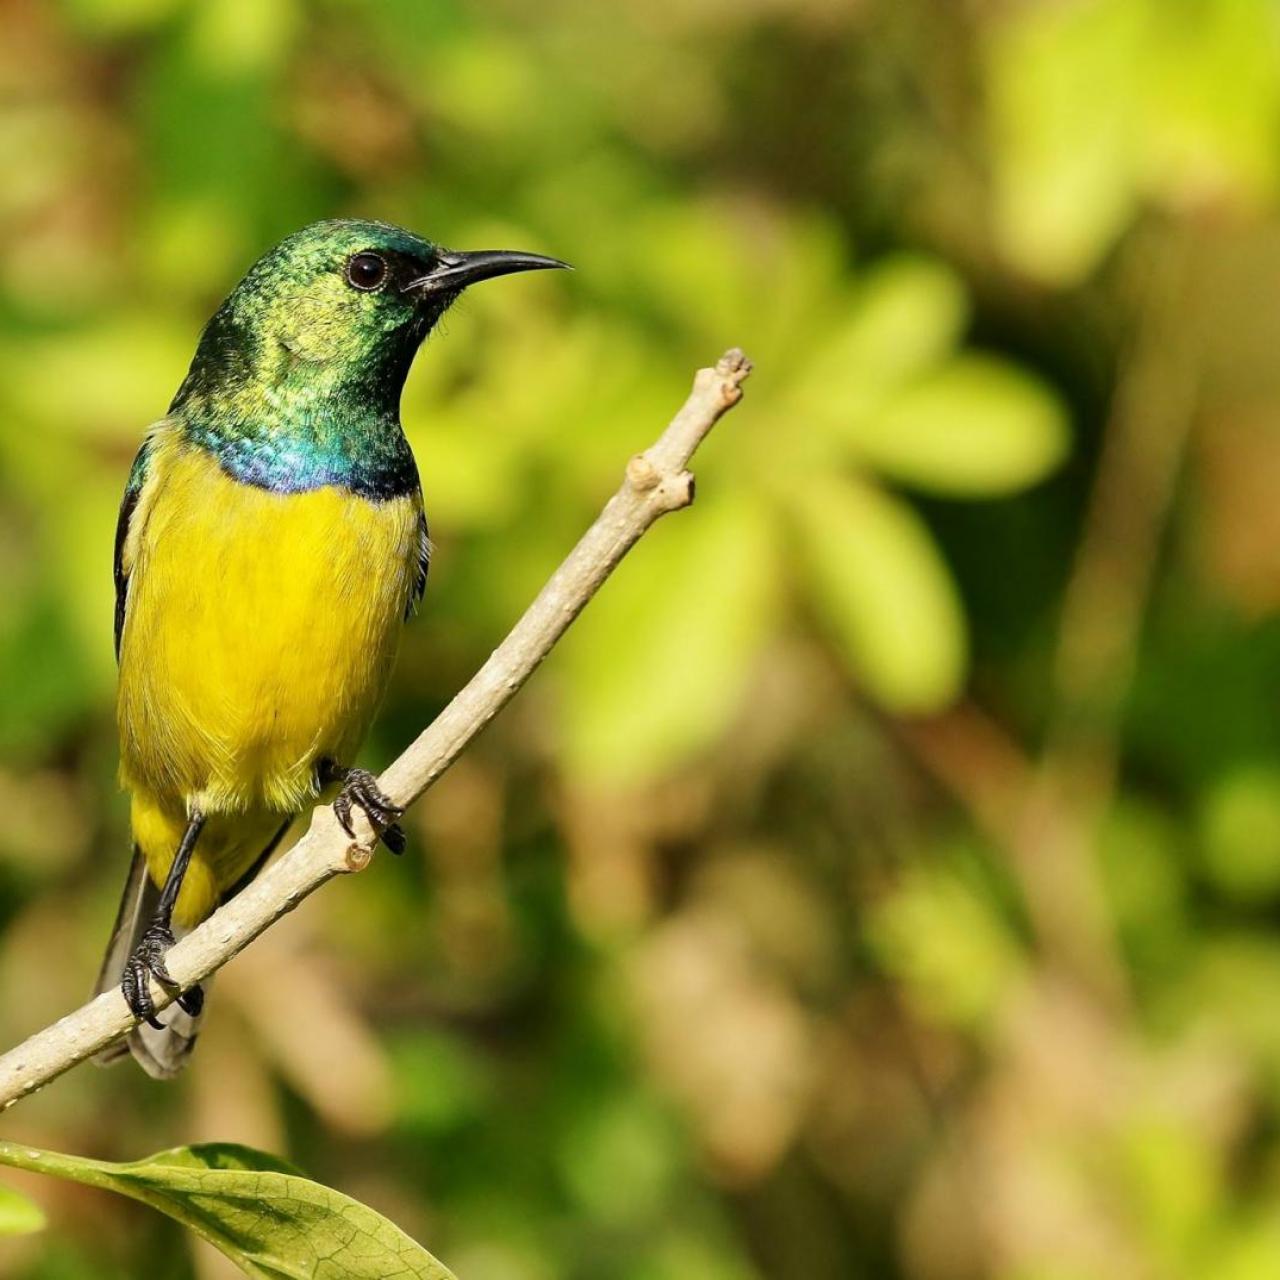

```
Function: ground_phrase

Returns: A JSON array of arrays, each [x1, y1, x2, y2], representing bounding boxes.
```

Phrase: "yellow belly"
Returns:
[[116, 439, 421, 924]]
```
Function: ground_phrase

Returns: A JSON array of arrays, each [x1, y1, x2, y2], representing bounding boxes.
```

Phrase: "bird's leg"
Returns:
[[121, 811, 206, 1029], [318, 759, 406, 855]]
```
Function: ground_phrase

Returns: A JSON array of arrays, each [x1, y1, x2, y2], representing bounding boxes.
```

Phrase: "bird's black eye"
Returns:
[[346, 252, 388, 291]]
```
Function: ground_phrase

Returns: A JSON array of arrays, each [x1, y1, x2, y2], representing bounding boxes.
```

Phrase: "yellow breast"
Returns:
[[117, 436, 422, 817]]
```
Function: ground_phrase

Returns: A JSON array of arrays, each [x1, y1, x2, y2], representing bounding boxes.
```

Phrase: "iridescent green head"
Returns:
[[169, 218, 567, 497]]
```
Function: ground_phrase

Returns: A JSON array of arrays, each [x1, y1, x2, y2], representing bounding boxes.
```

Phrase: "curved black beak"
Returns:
[[404, 249, 571, 297]]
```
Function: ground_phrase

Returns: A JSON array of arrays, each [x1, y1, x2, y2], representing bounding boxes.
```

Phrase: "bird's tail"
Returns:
[[92, 847, 205, 1079]]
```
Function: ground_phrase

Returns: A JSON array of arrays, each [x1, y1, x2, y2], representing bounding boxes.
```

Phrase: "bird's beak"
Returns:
[[404, 249, 571, 297]]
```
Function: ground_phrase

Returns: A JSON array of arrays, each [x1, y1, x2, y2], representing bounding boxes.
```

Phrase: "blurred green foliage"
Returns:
[[3, 1, 1280, 1278], [0, 1184, 45, 1239]]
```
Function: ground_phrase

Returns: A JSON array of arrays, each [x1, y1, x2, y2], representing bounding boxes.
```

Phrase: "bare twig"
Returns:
[[0, 349, 753, 1111]]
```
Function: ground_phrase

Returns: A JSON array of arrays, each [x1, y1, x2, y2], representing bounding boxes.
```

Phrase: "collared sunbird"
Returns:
[[95, 219, 567, 1077]]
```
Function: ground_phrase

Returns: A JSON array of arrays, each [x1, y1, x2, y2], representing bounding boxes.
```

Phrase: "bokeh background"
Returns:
[[2, 0, 1280, 1276]]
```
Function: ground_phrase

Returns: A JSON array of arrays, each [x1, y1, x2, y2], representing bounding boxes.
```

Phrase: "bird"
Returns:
[[95, 218, 568, 1077]]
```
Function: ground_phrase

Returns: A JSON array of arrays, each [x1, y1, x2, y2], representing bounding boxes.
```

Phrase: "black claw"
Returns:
[[121, 957, 161, 1029], [326, 764, 406, 855], [333, 789, 357, 839], [120, 922, 191, 1028]]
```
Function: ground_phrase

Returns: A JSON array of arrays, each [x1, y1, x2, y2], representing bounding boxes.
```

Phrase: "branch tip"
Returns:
[[716, 347, 753, 382]]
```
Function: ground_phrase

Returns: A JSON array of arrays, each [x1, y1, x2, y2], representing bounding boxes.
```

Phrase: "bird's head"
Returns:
[[173, 219, 568, 411]]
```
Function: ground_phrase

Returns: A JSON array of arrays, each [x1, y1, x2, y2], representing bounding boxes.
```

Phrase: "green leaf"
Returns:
[[791, 256, 970, 432], [1142, 0, 1280, 207], [793, 475, 966, 712], [60, 0, 182, 36], [866, 852, 1021, 1027], [983, 0, 1144, 282], [0, 1141, 455, 1279], [0, 314, 194, 444], [629, 199, 847, 368], [0, 1182, 46, 1236], [847, 355, 1070, 496], [1198, 765, 1280, 904], [558, 490, 778, 784]]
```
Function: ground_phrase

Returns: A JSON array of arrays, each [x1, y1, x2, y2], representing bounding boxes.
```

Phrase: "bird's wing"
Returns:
[[113, 424, 172, 660], [113, 460, 144, 660], [407, 508, 430, 619]]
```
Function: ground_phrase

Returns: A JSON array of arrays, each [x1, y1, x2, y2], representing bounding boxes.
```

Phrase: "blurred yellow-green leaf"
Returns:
[[791, 256, 970, 429], [866, 854, 1021, 1027], [1116, 1116, 1218, 1261], [558, 491, 777, 783], [848, 355, 1070, 496], [845, 257, 971, 382], [1143, 0, 1280, 210], [793, 475, 966, 713], [0, 317, 191, 443], [0, 1184, 45, 1237], [984, 0, 1143, 283], [1197, 765, 1280, 903]]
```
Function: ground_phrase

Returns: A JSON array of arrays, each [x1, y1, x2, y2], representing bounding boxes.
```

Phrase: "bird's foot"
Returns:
[[328, 765, 406, 855], [120, 922, 204, 1029]]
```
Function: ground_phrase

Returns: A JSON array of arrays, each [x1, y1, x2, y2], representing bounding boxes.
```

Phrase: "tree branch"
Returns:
[[0, 348, 753, 1111]]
